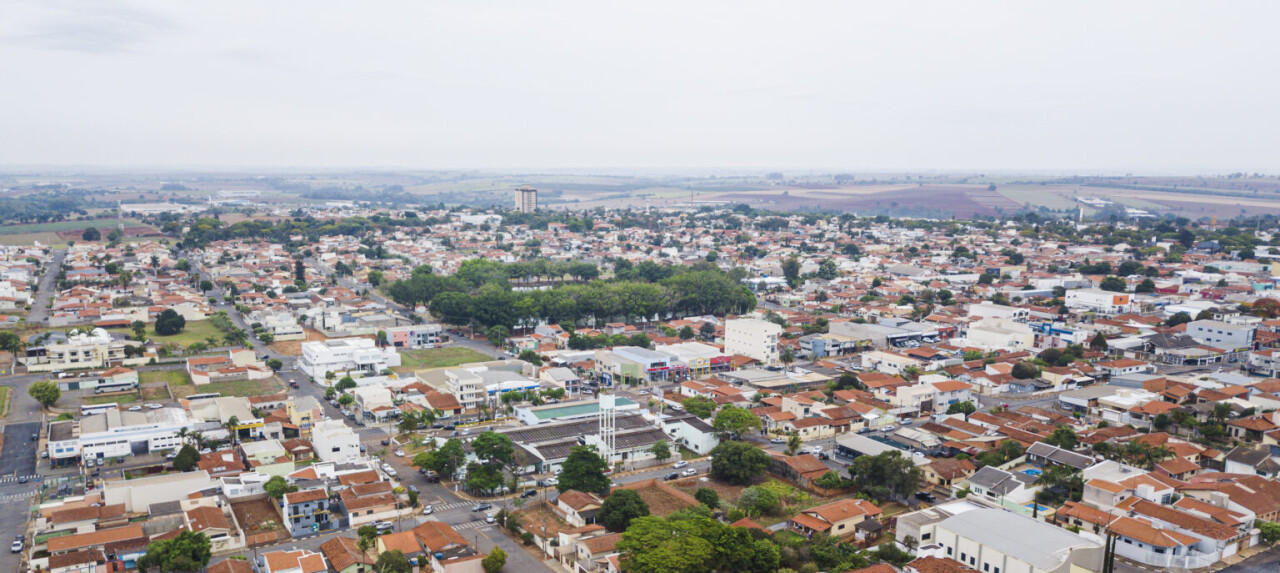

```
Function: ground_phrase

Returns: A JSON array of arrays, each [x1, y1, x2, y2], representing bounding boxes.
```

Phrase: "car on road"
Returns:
[[147, 403, 162, 409], [915, 492, 937, 503], [539, 478, 557, 487], [359, 444, 366, 453], [818, 452, 829, 460], [381, 439, 391, 446], [11, 540, 21, 553], [472, 502, 492, 512], [394, 449, 406, 457], [373, 521, 394, 532], [381, 464, 397, 478], [673, 460, 688, 469], [680, 468, 697, 477], [810, 445, 824, 453], [127, 405, 143, 412], [770, 437, 786, 444], [461, 428, 471, 435], [30, 434, 37, 441], [166, 451, 178, 460], [664, 472, 680, 481], [289, 381, 299, 389], [521, 489, 538, 498], [485, 513, 496, 524], [422, 505, 434, 515], [18, 476, 27, 484]]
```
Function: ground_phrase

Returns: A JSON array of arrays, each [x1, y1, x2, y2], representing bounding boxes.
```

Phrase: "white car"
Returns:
[[422, 505, 434, 515], [673, 461, 688, 469], [680, 468, 697, 477], [394, 449, 406, 457], [127, 405, 143, 412], [147, 403, 163, 409], [810, 445, 824, 453], [10, 540, 21, 553]]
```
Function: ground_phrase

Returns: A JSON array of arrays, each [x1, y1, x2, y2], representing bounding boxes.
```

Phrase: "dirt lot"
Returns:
[[268, 328, 327, 356], [231, 498, 288, 536], [675, 479, 747, 506], [628, 482, 699, 517]]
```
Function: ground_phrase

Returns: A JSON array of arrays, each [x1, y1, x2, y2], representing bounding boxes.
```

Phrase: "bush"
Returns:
[[520, 531, 534, 545]]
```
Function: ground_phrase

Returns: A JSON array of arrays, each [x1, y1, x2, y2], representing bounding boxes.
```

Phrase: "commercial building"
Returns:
[[23, 328, 130, 372], [514, 185, 538, 213], [594, 346, 675, 383], [1065, 289, 1133, 315], [724, 318, 782, 365], [899, 503, 1103, 573], [311, 419, 362, 463], [1186, 320, 1255, 351], [298, 337, 402, 380], [76, 408, 192, 461], [386, 324, 444, 348]]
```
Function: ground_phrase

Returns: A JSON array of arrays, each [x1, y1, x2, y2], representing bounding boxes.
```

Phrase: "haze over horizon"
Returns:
[[2, 1, 1278, 173]]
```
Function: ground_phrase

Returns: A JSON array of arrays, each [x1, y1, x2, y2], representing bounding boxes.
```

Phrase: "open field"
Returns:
[[139, 320, 225, 349], [0, 218, 152, 235], [139, 369, 192, 386], [395, 347, 491, 372], [83, 393, 138, 405], [169, 375, 283, 400], [0, 232, 66, 246]]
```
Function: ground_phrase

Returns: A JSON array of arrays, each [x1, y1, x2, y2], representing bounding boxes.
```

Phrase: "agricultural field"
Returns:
[[395, 347, 491, 372]]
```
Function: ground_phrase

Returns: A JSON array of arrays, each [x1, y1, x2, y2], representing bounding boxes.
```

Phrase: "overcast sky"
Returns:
[[1, 1, 1276, 172]]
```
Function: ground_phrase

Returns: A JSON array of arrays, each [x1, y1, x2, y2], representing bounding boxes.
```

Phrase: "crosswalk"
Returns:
[[426, 501, 474, 512], [453, 520, 493, 531], [0, 491, 38, 504], [0, 475, 41, 485]]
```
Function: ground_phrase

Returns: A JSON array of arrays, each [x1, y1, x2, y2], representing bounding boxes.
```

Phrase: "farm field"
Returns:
[[395, 347, 491, 372]]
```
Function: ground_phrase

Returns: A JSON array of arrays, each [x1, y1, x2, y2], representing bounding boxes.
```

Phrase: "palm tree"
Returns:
[[225, 416, 240, 447], [780, 347, 795, 373]]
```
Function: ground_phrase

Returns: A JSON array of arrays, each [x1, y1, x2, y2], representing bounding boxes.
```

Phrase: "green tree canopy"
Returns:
[[172, 444, 200, 472], [136, 530, 211, 573], [712, 406, 762, 438], [681, 396, 717, 419], [599, 489, 651, 532], [28, 380, 61, 408], [846, 450, 920, 502], [155, 309, 187, 336], [709, 441, 770, 486], [558, 445, 610, 495]]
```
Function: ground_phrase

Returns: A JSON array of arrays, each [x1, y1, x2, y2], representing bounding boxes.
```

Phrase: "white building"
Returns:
[[78, 408, 192, 461], [310, 419, 362, 463], [724, 318, 782, 365], [1186, 320, 1255, 351], [903, 505, 1103, 573], [965, 318, 1035, 352], [1065, 289, 1133, 315], [298, 337, 402, 381], [967, 302, 1030, 322]]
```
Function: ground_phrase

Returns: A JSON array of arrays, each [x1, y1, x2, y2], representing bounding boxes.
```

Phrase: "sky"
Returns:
[[1, 1, 1277, 172]]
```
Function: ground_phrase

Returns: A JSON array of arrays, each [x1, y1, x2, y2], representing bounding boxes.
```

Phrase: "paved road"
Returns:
[[25, 248, 66, 325], [1214, 546, 1280, 573]]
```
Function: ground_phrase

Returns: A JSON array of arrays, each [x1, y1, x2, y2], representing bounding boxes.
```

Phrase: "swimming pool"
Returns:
[[1025, 502, 1051, 512], [1021, 468, 1043, 476]]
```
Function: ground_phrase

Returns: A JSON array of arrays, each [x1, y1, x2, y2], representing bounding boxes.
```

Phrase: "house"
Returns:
[[659, 414, 720, 455], [555, 490, 603, 528], [921, 458, 978, 489], [899, 505, 1103, 573], [337, 481, 399, 526], [282, 488, 335, 537], [956, 466, 1038, 506], [1222, 447, 1280, 478], [789, 498, 882, 542], [319, 536, 375, 573], [259, 549, 327, 573], [769, 453, 832, 490], [375, 531, 423, 562], [413, 521, 484, 573], [1024, 442, 1094, 471]]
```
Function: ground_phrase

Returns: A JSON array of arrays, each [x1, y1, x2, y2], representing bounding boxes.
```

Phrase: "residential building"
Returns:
[[514, 185, 538, 213], [311, 419, 362, 463], [281, 488, 335, 537], [724, 318, 782, 365], [900, 505, 1103, 573], [1065, 289, 1133, 315], [1187, 320, 1255, 351], [789, 498, 883, 542], [298, 337, 402, 380]]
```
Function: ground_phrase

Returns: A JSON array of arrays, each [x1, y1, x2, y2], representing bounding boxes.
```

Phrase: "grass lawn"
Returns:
[[0, 218, 152, 235], [169, 376, 283, 399], [395, 347, 491, 371], [140, 369, 191, 386], [0, 386, 9, 418], [83, 393, 139, 405], [145, 320, 228, 348]]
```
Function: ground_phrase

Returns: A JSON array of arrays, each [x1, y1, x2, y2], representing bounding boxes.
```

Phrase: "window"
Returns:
[[921, 533, 931, 541], [946, 547, 952, 556], [984, 565, 989, 572], [961, 553, 966, 562], [970, 557, 976, 566]]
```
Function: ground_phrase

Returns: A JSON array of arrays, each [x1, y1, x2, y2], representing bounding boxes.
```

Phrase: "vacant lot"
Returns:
[[395, 347, 490, 372], [714, 185, 1021, 218], [140, 369, 191, 386], [675, 479, 747, 507], [83, 393, 138, 405], [231, 498, 287, 536], [0, 218, 152, 236], [170, 375, 283, 400], [268, 328, 326, 356]]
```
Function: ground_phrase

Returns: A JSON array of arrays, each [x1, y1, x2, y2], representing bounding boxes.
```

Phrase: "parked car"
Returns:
[[422, 505, 434, 515], [10, 540, 21, 553], [461, 428, 471, 435], [472, 502, 492, 512], [374, 521, 394, 532], [127, 406, 143, 412], [407, 485, 419, 494], [17, 476, 27, 484], [521, 489, 538, 498], [810, 445, 824, 453], [359, 444, 367, 453], [818, 452, 829, 461], [673, 461, 688, 469], [770, 437, 786, 444], [166, 451, 178, 460], [539, 478, 557, 487], [289, 381, 300, 389], [394, 449, 406, 457], [680, 468, 697, 477]]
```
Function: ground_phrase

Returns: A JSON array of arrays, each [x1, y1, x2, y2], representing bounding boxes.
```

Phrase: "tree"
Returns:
[[558, 445, 610, 494], [1042, 426, 1079, 450], [266, 358, 283, 371], [946, 401, 977, 420], [694, 487, 719, 509], [419, 438, 467, 478], [616, 516, 715, 573], [699, 322, 716, 340], [264, 475, 298, 499], [155, 309, 187, 336], [1010, 361, 1039, 380], [258, 332, 274, 345], [1090, 331, 1109, 352], [28, 381, 61, 409], [1099, 276, 1127, 292], [709, 441, 770, 485], [846, 450, 920, 502], [1135, 278, 1156, 293], [172, 444, 200, 472], [338, 394, 354, 407], [679, 325, 695, 340], [130, 320, 148, 341], [465, 461, 504, 494], [649, 440, 671, 463], [374, 549, 411, 573], [294, 259, 306, 283], [335, 376, 357, 391], [199, 279, 214, 292], [482, 547, 507, 573], [682, 396, 717, 419], [517, 349, 543, 366], [1166, 311, 1193, 327], [737, 485, 780, 517], [487, 325, 510, 347], [785, 433, 802, 456], [1258, 520, 1280, 545], [780, 347, 795, 371], [1152, 413, 1172, 431], [712, 406, 762, 438], [81, 227, 100, 241], [781, 256, 802, 288], [367, 270, 385, 287], [472, 431, 515, 467], [136, 529, 211, 573], [600, 489, 650, 532]]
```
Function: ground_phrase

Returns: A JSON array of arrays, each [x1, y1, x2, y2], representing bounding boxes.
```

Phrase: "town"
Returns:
[[1, 186, 1280, 573]]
